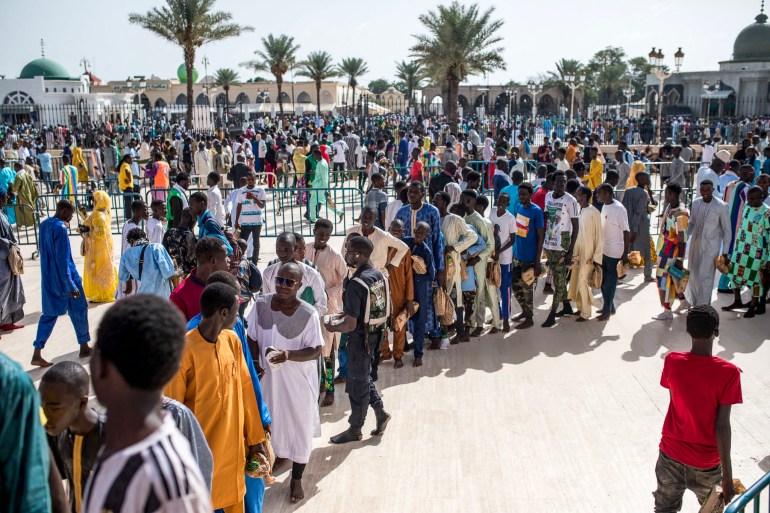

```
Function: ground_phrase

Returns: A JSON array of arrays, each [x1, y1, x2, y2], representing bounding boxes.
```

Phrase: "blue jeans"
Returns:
[[600, 255, 620, 315], [499, 263, 513, 321]]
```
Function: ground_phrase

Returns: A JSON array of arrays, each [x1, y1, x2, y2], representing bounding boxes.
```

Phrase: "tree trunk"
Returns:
[[447, 78, 459, 127], [316, 81, 321, 117], [277, 74, 284, 119], [407, 85, 413, 112], [184, 48, 195, 129], [352, 84, 357, 122], [224, 86, 230, 125]]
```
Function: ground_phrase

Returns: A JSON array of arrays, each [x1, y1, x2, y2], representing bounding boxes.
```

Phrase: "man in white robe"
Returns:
[[685, 180, 731, 306], [263, 232, 327, 317]]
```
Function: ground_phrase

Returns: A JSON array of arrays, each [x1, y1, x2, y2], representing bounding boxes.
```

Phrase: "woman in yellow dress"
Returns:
[[82, 190, 117, 302]]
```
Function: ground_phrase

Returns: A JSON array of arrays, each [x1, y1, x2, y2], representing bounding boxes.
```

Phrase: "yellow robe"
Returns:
[[71, 146, 89, 182], [165, 328, 265, 510], [82, 191, 117, 302], [587, 158, 604, 190]]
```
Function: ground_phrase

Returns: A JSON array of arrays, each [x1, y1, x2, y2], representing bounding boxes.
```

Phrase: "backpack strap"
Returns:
[[137, 244, 149, 281]]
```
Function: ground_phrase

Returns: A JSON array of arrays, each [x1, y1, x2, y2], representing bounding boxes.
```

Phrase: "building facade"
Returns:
[[645, 8, 770, 118]]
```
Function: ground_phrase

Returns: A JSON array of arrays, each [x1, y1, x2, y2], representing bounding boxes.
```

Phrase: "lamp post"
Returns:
[[527, 80, 542, 120], [622, 83, 634, 117], [505, 89, 513, 120], [702, 80, 721, 126], [648, 46, 684, 144], [563, 73, 585, 128]]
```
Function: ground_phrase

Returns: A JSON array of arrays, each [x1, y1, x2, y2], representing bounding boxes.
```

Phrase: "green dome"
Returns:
[[177, 64, 199, 83], [19, 58, 73, 80], [733, 12, 770, 61]]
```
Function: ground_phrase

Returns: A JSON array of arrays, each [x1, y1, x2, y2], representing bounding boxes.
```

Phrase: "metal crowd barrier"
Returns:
[[36, 190, 141, 236], [4, 203, 39, 259], [725, 470, 770, 512]]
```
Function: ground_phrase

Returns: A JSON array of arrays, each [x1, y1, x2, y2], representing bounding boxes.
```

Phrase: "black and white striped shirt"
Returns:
[[82, 416, 210, 513]]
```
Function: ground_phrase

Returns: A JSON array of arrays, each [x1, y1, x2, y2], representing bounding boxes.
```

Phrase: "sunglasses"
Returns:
[[275, 276, 298, 287]]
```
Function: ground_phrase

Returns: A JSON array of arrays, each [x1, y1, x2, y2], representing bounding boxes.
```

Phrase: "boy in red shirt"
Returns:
[[654, 305, 742, 511]]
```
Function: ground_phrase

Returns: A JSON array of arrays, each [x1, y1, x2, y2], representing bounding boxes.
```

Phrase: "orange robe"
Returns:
[[165, 329, 265, 510]]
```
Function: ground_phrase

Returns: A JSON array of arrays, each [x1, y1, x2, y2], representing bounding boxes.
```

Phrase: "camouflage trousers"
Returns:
[[512, 260, 535, 319], [545, 232, 572, 305]]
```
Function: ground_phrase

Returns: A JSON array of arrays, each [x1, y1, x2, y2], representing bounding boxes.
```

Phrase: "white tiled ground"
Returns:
[[5, 235, 769, 512]]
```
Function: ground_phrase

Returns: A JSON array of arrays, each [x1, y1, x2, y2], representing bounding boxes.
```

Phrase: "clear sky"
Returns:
[[0, 0, 760, 85]]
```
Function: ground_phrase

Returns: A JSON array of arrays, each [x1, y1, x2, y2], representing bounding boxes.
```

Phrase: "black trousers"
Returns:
[[346, 330, 385, 429], [239, 224, 262, 264]]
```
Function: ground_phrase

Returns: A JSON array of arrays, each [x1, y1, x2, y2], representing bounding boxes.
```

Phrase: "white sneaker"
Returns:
[[440, 337, 450, 350], [652, 310, 674, 321]]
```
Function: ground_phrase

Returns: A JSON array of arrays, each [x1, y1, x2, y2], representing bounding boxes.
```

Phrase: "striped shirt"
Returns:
[[82, 415, 211, 513]]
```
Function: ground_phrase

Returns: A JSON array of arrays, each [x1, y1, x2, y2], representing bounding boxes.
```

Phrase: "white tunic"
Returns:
[[247, 295, 322, 463]]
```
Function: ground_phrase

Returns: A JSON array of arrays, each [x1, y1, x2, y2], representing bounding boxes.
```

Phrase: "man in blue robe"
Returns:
[[395, 181, 445, 349], [31, 200, 90, 367]]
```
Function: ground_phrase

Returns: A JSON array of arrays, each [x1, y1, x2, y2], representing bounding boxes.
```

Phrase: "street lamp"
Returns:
[[702, 80, 721, 125], [504, 89, 514, 119], [622, 82, 634, 117], [648, 47, 684, 144], [527, 80, 542, 119], [563, 73, 585, 128]]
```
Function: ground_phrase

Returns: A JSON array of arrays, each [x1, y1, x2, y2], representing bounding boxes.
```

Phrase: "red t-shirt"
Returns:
[[169, 271, 206, 321], [531, 187, 548, 211], [659, 352, 742, 469], [410, 160, 424, 182]]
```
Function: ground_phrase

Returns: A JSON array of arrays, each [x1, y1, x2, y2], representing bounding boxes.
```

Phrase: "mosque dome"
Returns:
[[19, 58, 72, 80], [177, 64, 200, 83], [733, 11, 770, 62]]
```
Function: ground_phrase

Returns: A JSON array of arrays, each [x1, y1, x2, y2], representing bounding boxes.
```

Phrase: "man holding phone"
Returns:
[[235, 171, 267, 264]]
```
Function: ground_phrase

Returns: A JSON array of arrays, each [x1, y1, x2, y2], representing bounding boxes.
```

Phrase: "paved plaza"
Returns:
[[3, 235, 769, 512]]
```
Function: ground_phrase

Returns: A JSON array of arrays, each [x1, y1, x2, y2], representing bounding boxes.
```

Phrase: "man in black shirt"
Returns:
[[229, 153, 251, 186], [325, 235, 391, 444], [428, 161, 458, 200]]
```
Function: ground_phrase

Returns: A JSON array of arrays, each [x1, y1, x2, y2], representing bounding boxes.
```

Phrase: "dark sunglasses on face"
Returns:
[[276, 276, 297, 287]]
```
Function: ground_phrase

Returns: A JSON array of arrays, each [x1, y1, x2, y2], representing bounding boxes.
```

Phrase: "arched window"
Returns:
[[195, 93, 210, 106], [297, 92, 312, 104], [279, 91, 291, 104], [235, 92, 250, 104], [175, 94, 187, 105], [154, 98, 167, 109], [216, 93, 227, 106], [3, 91, 34, 105]]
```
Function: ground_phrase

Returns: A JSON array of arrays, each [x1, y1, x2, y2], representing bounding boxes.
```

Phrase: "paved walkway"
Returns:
[[4, 237, 769, 512]]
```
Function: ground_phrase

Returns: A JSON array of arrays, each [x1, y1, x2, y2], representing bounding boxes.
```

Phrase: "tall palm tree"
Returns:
[[214, 68, 239, 123], [410, 1, 505, 125], [129, 0, 252, 128], [338, 57, 369, 118], [547, 58, 583, 105], [395, 60, 425, 110], [297, 51, 339, 117], [240, 33, 299, 119]]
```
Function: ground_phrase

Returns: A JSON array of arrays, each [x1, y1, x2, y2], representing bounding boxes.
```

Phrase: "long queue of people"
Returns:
[[0, 114, 768, 512]]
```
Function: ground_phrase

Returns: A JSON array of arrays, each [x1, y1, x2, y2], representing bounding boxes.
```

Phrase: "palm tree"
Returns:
[[297, 51, 339, 117], [410, 1, 505, 125], [129, 0, 252, 128], [395, 60, 425, 110], [547, 58, 583, 105], [240, 33, 299, 119], [338, 58, 369, 118], [214, 68, 239, 123]]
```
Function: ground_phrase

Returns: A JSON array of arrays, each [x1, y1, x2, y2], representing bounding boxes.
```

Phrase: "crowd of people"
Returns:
[[0, 110, 767, 512]]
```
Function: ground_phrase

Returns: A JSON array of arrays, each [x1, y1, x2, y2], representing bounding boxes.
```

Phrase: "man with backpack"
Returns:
[[118, 227, 178, 298], [325, 234, 392, 444]]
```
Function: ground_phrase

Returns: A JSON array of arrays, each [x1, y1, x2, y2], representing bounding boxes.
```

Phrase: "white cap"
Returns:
[[715, 149, 731, 162]]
